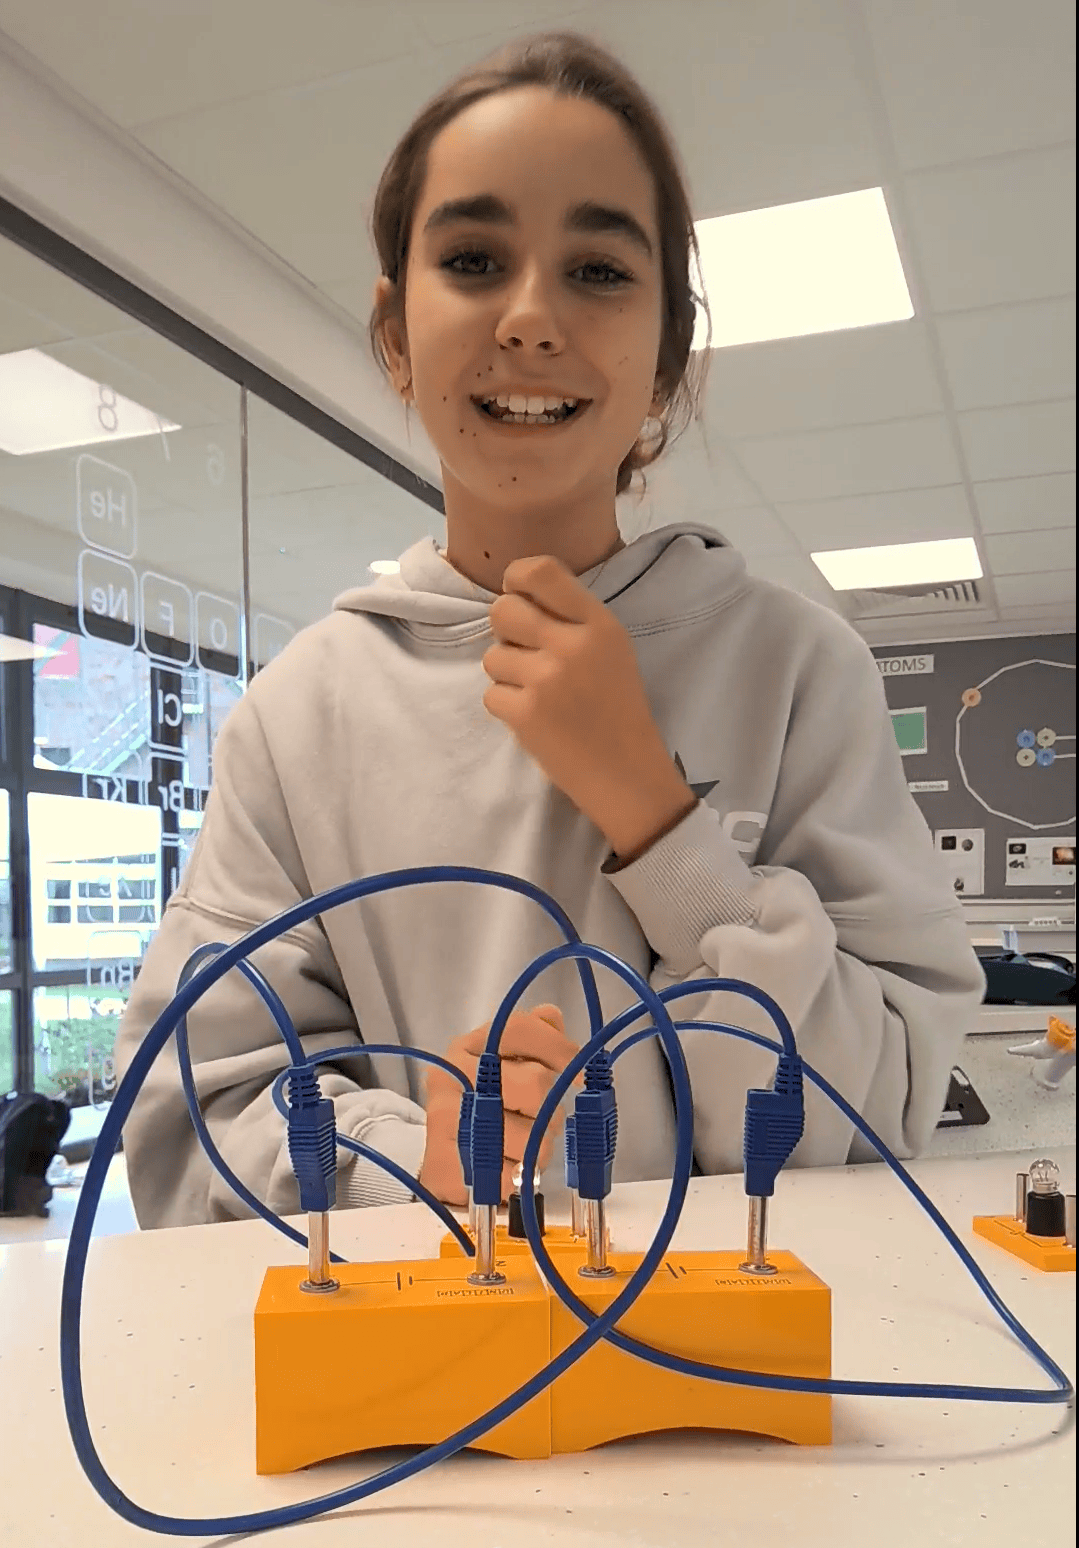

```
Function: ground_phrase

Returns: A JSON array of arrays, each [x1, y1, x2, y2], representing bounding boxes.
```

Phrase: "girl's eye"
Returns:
[[441, 251, 632, 287]]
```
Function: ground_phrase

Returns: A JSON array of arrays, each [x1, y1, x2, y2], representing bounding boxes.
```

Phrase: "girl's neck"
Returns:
[[440, 527, 625, 594]]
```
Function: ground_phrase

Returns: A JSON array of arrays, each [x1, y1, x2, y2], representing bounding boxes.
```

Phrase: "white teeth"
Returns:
[[480, 393, 580, 413]]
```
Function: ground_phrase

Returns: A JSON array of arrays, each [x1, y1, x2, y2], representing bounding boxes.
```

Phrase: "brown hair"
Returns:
[[367, 30, 713, 501]]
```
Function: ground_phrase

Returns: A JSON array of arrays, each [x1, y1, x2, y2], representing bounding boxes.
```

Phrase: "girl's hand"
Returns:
[[418, 1003, 580, 1205], [483, 555, 695, 859]]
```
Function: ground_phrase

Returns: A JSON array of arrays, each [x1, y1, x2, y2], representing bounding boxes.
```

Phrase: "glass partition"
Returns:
[[245, 392, 441, 648], [0, 222, 444, 1120], [0, 226, 243, 1106]]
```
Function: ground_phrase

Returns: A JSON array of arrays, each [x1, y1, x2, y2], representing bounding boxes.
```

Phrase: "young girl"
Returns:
[[115, 32, 985, 1229]]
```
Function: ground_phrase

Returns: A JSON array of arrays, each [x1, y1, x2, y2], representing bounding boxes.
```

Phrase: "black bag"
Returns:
[[975, 950, 1076, 1006], [0, 1092, 71, 1217]]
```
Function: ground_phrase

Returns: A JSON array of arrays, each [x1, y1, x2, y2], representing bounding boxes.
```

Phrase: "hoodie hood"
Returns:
[[332, 521, 749, 634]]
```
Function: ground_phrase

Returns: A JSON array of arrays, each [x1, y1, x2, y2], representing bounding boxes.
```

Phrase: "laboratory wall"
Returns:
[[872, 635, 1076, 904]]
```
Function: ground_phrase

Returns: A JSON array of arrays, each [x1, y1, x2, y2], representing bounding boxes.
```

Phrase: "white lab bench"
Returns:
[[0, 1147, 1073, 1548]]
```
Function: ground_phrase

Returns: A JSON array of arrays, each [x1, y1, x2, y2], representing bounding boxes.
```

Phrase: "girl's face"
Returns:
[[375, 85, 665, 561]]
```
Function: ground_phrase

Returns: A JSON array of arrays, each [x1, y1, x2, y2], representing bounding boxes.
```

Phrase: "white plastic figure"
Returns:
[[1009, 1015, 1076, 1090]]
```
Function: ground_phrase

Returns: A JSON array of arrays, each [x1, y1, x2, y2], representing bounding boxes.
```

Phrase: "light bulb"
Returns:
[[1028, 1158, 1060, 1194], [510, 1163, 541, 1194]]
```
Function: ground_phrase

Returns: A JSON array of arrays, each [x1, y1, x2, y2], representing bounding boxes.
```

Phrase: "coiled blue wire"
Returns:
[[173, 939, 475, 1255], [265, 1065, 473, 1257], [516, 999, 1073, 1405], [58, 867, 1074, 1540], [59, 869, 691, 1536]]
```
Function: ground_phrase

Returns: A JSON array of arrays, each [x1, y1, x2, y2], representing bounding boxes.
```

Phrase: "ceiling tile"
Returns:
[[974, 473, 1076, 534], [593, 0, 884, 221], [707, 507, 802, 557], [998, 604, 1077, 627], [630, 438, 762, 518], [413, 2, 594, 50], [958, 400, 1075, 483], [937, 297, 1075, 411], [993, 570, 1076, 607], [736, 416, 960, 504], [777, 482, 974, 551], [904, 145, 1076, 313], [863, 0, 1075, 169], [0, 0, 426, 128], [985, 528, 1077, 576], [703, 321, 943, 439], [132, 50, 444, 282]]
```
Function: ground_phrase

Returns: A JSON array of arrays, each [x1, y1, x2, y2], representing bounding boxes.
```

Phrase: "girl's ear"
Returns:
[[373, 275, 412, 400]]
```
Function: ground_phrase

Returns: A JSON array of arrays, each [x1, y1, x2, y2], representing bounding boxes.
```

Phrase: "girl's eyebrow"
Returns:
[[422, 193, 654, 260]]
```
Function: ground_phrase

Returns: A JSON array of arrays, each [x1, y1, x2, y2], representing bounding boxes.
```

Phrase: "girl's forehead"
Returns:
[[417, 94, 659, 240]]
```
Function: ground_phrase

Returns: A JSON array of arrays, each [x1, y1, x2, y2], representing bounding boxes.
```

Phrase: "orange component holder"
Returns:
[[971, 1215, 1076, 1273], [253, 1238, 832, 1476]]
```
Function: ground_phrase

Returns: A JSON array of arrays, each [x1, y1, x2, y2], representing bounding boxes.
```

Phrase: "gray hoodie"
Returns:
[[114, 521, 986, 1229]]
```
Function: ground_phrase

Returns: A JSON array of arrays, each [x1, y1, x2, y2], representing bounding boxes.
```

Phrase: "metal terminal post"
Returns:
[[740, 1195, 778, 1277], [467, 1204, 506, 1286], [578, 1197, 615, 1278], [1016, 1170, 1029, 1222], [467, 1187, 477, 1238], [570, 1190, 586, 1238], [299, 1212, 340, 1294]]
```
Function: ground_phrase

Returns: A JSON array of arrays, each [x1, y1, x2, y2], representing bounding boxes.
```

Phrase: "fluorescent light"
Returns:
[[692, 188, 914, 350], [811, 538, 983, 591], [0, 349, 181, 455]]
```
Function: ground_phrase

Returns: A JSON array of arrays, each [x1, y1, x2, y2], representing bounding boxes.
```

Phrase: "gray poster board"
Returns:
[[871, 633, 1075, 903]]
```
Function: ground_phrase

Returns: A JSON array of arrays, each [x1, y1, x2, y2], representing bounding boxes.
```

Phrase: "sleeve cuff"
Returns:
[[339, 1114, 428, 1209], [602, 799, 758, 973]]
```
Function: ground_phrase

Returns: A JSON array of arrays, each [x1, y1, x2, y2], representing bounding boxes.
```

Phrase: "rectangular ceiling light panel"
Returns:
[[693, 188, 914, 350], [811, 537, 983, 591]]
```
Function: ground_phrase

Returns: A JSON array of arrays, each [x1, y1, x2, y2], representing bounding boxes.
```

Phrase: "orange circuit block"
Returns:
[[253, 1245, 833, 1475], [254, 1253, 552, 1474], [972, 1215, 1076, 1273], [548, 1248, 832, 1451]]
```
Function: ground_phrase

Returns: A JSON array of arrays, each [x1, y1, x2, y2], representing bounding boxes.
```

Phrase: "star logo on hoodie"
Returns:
[[673, 751, 719, 802]]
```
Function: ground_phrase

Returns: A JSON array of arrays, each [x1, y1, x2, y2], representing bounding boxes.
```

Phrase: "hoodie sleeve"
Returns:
[[113, 692, 427, 1230], [601, 618, 987, 1172]]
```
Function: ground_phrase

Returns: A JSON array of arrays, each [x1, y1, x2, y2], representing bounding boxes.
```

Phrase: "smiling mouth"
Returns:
[[472, 398, 590, 426]]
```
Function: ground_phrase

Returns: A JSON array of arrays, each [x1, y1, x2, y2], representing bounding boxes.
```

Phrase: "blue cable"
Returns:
[[484, 965, 798, 1061], [60, 908, 693, 1537], [305, 1041, 474, 1093], [174, 945, 476, 1256], [267, 1069, 474, 1257], [173, 945, 350, 1261], [57, 867, 1074, 1538], [518, 1008, 1073, 1406]]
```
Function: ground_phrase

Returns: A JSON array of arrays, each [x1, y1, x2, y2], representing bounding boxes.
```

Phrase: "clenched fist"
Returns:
[[418, 1004, 580, 1205]]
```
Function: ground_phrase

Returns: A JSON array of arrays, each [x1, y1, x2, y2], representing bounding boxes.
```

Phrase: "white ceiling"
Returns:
[[0, 0, 1074, 643]]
